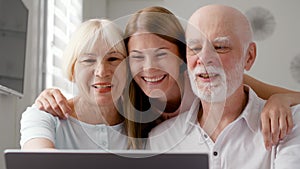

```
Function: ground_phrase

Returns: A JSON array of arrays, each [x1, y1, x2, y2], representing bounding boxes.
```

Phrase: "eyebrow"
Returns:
[[129, 47, 169, 53], [213, 36, 230, 43], [82, 53, 97, 56]]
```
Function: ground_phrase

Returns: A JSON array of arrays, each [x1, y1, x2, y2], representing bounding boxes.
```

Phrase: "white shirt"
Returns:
[[20, 106, 128, 150], [148, 86, 300, 169]]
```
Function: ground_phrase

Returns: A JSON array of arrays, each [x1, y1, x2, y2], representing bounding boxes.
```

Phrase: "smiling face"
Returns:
[[74, 38, 127, 107], [186, 5, 255, 103], [128, 33, 182, 99]]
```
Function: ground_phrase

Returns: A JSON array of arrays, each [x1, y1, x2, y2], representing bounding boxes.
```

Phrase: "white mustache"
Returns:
[[189, 66, 225, 79]]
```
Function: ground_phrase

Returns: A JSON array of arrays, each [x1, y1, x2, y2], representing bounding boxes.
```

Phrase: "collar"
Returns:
[[183, 85, 265, 134], [239, 85, 266, 133], [184, 98, 201, 134]]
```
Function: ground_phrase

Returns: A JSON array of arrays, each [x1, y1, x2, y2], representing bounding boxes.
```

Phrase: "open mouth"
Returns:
[[92, 84, 112, 89], [198, 73, 218, 79], [142, 75, 166, 83]]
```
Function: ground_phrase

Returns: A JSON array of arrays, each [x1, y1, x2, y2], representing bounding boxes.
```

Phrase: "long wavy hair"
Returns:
[[123, 6, 186, 149]]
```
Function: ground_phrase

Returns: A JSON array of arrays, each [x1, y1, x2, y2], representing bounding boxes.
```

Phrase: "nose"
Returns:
[[142, 55, 156, 71], [196, 44, 217, 66], [94, 61, 111, 77]]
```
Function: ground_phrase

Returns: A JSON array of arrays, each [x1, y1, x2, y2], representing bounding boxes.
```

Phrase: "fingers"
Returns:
[[46, 90, 67, 119], [278, 113, 287, 140], [34, 88, 71, 119], [51, 89, 72, 118], [270, 112, 280, 146], [261, 113, 272, 150], [276, 108, 293, 141], [286, 110, 293, 135], [261, 108, 294, 151]]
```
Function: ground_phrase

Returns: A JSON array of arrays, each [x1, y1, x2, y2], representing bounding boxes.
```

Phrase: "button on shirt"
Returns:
[[20, 106, 128, 150], [148, 86, 300, 169]]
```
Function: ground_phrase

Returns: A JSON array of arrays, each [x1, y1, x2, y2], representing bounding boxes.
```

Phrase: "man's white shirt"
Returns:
[[148, 86, 300, 169]]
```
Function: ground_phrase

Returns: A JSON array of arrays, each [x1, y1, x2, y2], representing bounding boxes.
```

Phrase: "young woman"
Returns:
[[20, 19, 129, 149], [34, 6, 300, 149]]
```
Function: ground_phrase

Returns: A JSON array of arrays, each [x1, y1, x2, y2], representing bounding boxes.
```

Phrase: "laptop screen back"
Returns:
[[4, 149, 209, 169]]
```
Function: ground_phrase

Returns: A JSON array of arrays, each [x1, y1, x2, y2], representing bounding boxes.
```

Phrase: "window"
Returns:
[[45, 0, 82, 98]]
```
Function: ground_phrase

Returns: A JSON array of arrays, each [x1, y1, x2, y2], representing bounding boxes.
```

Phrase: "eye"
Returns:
[[107, 51, 124, 61], [130, 55, 144, 59], [79, 57, 97, 66], [82, 59, 96, 63], [107, 57, 121, 62], [156, 52, 167, 57], [187, 47, 202, 56], [192, 47, 202, 53], [214, 45, 230, 53]]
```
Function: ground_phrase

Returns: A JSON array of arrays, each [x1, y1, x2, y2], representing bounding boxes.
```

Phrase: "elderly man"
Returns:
[[148, 4, 300, 168]]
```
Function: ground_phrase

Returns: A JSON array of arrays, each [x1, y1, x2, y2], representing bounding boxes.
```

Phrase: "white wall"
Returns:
[[84, 0, 300, 91], [0, 0, 43, 168]]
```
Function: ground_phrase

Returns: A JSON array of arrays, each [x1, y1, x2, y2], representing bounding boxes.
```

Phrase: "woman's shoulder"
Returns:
[[21, 104, 58, 122], [149, 110, 189, 137]]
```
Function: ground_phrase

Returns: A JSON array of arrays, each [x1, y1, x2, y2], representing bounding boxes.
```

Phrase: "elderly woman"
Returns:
[[20, 19, 128, 149]]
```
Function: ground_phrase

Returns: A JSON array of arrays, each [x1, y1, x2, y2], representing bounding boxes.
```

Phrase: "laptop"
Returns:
[[4, 149, 209, 169]]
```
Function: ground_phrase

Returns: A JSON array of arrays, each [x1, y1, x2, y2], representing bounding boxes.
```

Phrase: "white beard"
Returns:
[[188, 59, 244, 103]]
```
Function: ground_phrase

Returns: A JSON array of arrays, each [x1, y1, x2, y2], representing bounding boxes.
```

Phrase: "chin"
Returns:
[[192, 85, 228, 103], [145, 88, 166, 98]]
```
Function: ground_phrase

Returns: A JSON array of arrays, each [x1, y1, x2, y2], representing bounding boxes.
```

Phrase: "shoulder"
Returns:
[[21, 105, 58, 123], [291, 104, 300, 121], [150, 111, 189, 137], [147, 111, 191, 151]]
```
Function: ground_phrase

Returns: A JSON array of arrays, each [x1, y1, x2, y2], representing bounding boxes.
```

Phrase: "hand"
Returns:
[[261, 93, 293, 150], [34, 88, 72, 119]]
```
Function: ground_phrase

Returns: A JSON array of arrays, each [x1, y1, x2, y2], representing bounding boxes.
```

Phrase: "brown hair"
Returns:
[[123, 6, 186, 149]]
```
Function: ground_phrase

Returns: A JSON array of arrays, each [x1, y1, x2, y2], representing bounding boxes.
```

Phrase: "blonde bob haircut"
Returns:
[[63, 19, 127, 81]]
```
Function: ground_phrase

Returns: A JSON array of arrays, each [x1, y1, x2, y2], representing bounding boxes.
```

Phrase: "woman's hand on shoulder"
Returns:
[[261, 93, 294, 150], [34, 88, 71, 119]]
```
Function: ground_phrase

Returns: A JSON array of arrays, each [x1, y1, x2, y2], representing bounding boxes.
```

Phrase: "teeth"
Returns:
[[143, 76, 165, 82], [200, 73, 217, 79], [93, 84, 112, 89], [200, 73, 209, 78]]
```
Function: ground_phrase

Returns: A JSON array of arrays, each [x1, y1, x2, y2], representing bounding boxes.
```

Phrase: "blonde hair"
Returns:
[[63, 19, 126, 81]]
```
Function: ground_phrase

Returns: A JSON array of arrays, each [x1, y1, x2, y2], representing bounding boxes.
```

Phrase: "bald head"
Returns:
[[187, 5, 253, 44], [186, 5, 257, 102]]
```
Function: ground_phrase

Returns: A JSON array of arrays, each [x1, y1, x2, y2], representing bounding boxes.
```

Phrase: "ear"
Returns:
[[244, 42, 256, 71]]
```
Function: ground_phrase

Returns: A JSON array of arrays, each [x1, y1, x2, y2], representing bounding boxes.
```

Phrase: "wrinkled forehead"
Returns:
[[186, 19, 239, 49], [186, 36, 231, 48]]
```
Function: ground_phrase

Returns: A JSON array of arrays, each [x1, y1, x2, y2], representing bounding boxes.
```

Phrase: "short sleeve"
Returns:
[[20, 105, 57, 147]]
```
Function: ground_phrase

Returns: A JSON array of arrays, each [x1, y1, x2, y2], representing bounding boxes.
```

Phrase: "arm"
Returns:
[[22, 138, 55, 149], [244, 74, 300, 149], [20, 106, 57, 149], [35, 88, 72, 119], [244, 74, 300, 100]]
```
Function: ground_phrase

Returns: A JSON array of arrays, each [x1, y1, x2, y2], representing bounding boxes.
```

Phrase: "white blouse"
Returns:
[[20, 105, 128, 150]]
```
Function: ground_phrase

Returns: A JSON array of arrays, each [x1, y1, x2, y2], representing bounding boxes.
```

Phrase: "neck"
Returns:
[[199, 85, 248, 141], [69, 96, 124, 126], [152, 73, 184, 113]]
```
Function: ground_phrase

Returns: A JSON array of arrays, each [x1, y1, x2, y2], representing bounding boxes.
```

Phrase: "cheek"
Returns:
[[74, 63, 93, 84], [161, 57, 181, 76], [129, 60, 141, 77], [187, 55, 198, 70], [115, 63, 127, 81]]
